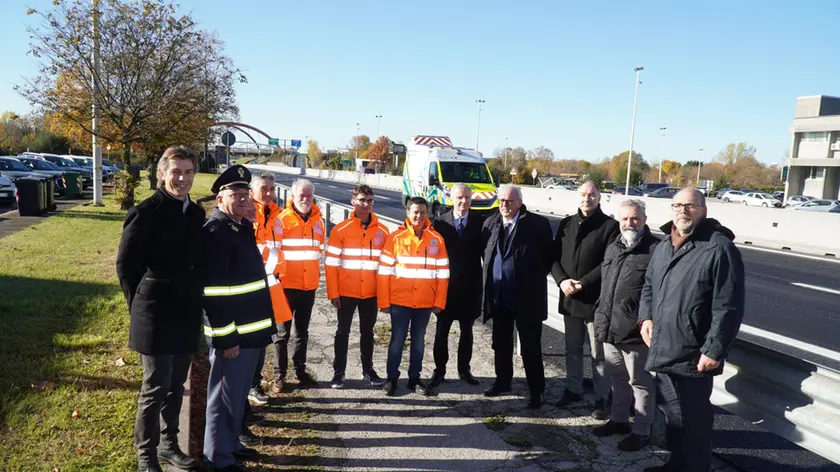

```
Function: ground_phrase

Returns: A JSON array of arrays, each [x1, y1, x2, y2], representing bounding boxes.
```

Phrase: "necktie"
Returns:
[[456, 218, 464, 237], [501, 223, 511, 252]]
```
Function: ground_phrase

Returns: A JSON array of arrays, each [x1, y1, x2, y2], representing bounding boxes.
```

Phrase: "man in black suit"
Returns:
[[481, 184, 554, 408], [430, 183, 484, 387]]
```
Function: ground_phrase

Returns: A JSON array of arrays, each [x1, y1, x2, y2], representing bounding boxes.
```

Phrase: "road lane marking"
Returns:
[[377, 195, 391, 200], [738, 324, 840, 364], [327, 185, 338, 189], [791, 282, 840, 296]]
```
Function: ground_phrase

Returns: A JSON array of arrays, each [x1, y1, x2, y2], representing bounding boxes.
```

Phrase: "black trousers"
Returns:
[[490, 312, 545, 395], [251, 346, 266, 389], [272, 288, 316, 379], [656, 372, 714, 472], [432, 315, 475, 376], [134, 353, 192, 463], [332, 296, 378, 376]]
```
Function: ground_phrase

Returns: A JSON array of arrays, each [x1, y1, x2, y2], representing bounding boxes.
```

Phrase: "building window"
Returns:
[[807, 166, 826, 179], [801, 131, 829, 142]]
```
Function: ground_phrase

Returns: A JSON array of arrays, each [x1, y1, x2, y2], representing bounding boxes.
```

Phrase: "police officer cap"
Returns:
[[211, 164, 251, 194]]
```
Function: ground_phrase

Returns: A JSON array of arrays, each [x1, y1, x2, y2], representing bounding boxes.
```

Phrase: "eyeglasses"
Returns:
[[671, 203, 703, 211], [354, 198, 375, 204]]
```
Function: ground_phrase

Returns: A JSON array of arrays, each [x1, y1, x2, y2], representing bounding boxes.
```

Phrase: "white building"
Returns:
[[786, 95, 840, 199]]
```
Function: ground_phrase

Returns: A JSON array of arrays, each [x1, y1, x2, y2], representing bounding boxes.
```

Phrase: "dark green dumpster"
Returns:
[[62, 171, 82, 199], [15, 177, 46, 216]]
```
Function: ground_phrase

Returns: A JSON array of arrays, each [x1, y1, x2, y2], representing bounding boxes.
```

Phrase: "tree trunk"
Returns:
[[121, 142, 134, 210], [148, 156, 158, 190]]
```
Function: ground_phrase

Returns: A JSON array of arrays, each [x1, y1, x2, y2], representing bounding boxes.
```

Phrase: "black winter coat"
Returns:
[[434, 210, 484, 321], [116, 189, 205, 355], [481, 205, 554, 322], [551, 206, 620, 320], [594, 228, 660, 345], [202, 209, 275, 350], [640, 218, 745, 377]]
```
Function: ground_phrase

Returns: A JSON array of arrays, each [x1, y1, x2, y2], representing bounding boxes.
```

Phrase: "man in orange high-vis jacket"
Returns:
[[272, 178, 324, 390], [325, 185, 390, 390], [377, 196, 449, 397], [247, 173, 293, 408]]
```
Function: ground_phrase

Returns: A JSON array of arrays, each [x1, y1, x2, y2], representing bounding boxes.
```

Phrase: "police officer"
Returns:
[[202, 165, 276, 472]]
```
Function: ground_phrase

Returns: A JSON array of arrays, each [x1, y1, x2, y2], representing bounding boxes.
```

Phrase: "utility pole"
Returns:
[[659, 126, 666, 183], [504, 136, 509, 169], [375, 115, 382, 138], [475, 99, 485, 152], [91, 0, 103, 205], [697, 148, 704, 185], [355, 122, 360, 163], [625, 67, 643, 195]]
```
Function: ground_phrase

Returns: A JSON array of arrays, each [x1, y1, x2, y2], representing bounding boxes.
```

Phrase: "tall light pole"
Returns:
[[658, 126, 666, 183], [355, 122, 360, 162], [504, 136, 509, 169], [91, 0, 103, 205], [375, 115, 382, 138], [625, 67, 643, 195], [697, 148, 704, 185], [475, 99, 485, 152]]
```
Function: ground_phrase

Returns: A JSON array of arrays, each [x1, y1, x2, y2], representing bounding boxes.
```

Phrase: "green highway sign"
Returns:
[[268, 138, 279, 146]]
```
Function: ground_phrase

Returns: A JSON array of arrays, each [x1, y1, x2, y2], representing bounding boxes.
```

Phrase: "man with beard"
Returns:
[[640, 188, 745, 472], [552, 181, 619, 419], [592, 200, 658, 452]]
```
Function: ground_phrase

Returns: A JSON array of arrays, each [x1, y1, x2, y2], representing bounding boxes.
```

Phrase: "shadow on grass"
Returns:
[[0, 274, 119, 426], [57, 210, 127, 221]]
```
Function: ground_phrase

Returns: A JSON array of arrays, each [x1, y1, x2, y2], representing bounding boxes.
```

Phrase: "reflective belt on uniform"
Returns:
[[203, 279, 267, 297], [203, 318, 274, 337]]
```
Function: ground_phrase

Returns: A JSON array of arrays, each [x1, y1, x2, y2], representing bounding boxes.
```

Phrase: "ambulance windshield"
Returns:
[[439, 162, 492, 184]]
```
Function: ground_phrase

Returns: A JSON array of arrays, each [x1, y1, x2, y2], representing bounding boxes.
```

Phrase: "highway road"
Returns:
[[269, 172, 840, 371]]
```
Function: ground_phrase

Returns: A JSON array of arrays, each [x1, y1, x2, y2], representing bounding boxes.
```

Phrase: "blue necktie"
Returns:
[[457, 218, 464, 237]]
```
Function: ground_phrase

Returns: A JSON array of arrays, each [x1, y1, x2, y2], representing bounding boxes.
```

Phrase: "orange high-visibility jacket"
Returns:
[[253, 201, 292, 324], [278, 200, 325, 291], [377, 218, 449, 310], [325, 212, 390, 300]]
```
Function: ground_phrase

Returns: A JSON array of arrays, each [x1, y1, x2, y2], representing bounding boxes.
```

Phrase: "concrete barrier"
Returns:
[[519, 187, 840, 257], [299, 186, 840, 465]]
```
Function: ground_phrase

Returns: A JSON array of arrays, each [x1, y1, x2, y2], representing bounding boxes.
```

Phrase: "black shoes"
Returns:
[[617, 433, 650, 451], [364, 370, 387, 387], [248, 385, 269, 405], [158, 446, 199, 470], [592, 398, 609, 420], [408, 379, 437, 396], [429, 371, 445, 388], [482, 384, 512, 397], [238, 426, 262, 447], [296, 370, 318, 388], [526, 393, 543, 409], [592, 420, 631, 437], [383, 379, 397, 396], [330, 373, 344, 389], [554, 389, 583, 407], [458, 371, 480, 385]]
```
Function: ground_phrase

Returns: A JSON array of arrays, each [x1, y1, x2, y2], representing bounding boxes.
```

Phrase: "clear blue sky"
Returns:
[[3, 0, 840, 164]]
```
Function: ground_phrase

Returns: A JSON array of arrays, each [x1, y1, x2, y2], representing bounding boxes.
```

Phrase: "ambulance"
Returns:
[[402, 135, 498, 219]]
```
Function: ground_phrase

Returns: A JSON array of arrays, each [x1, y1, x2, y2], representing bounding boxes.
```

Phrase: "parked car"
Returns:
[[0, 156, 64, 195], [66, 155, 115, 182], [646, 187, 681, 199], [35, 153, 94, 188], [16, 157, 68, 195], [742, 192, 782, 208], [772, 191, 785, 200], [611, 185, 643, 196], [0, 175, 16, 205], [720, 190, 746, 203], [784, 195, 814, 208], [791, 199, 840, 212], [716, 187, 730, 199], [638, 183, 668, 196]]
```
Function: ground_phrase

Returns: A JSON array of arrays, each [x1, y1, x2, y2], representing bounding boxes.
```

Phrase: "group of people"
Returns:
[[116, 146, 745, 472]]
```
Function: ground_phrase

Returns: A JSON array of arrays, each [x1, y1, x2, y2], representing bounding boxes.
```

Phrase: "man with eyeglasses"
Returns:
[[325, 185, 390, 389], [639, 188, 745, 472], [481, 184, 553, 409]]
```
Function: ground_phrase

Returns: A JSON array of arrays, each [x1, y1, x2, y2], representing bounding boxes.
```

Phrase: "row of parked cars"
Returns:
[[715, 188, 839, 212], [0, 153, 121, 205]]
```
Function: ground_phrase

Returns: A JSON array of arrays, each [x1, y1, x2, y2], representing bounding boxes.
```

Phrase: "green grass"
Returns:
[[482, 412, 507, 432], [0, 173, 217, 471]]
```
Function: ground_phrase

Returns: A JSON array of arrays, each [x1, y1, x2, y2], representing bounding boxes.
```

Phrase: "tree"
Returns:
[[366, 136, 391, 166], [18, 0, 243, 207], [607, 151, 648, 185], [715, 142, 757, 166], [350, 135, 371, 159], [528, 146, 554, 160], [307, 139, 324, 168]]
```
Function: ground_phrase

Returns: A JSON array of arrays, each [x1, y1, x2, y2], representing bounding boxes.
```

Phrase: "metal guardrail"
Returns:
[[274, 183, 840, 465]]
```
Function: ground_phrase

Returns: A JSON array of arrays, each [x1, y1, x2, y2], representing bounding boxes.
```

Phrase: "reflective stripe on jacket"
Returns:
[[254, 201, 292, 323], [377, 219, 449, 309], [278, 200, 325, 290], [325, 212, 390, 300]]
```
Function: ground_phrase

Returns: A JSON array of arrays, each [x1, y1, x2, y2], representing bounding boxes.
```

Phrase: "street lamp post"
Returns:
[[625, 67, 644, 195], [91, 0, 103, 205], [697, 149, 704, 185], [375, 115, 382, 138], [504, 136, 509, 169], [475, 99, 485, 152], [659, 126, 666, 183], [355, 123, 360, 163]]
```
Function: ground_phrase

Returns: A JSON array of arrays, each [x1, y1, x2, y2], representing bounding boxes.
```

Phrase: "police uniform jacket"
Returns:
[[116, 188, 205, 355], [202, 208, 275, 350]]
